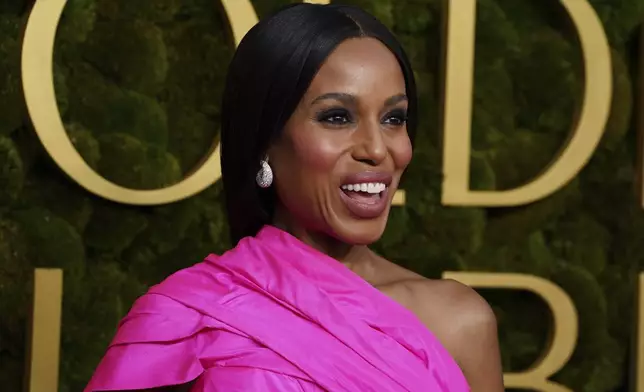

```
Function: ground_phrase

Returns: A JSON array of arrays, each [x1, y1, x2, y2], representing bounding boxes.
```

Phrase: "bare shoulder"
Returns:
[[414, 278, 497, 329], [406, 279, 504, 391], [370, 256, 504, 391], [370, 255, 495, 325]]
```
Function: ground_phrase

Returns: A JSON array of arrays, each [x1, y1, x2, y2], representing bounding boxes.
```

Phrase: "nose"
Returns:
[[351, 121, 387, 166]]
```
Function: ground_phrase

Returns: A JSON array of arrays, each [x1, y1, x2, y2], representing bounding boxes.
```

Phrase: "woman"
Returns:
[[86, 3, 503, 391]]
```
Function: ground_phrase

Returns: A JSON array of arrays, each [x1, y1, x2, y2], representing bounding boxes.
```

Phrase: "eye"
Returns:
[[316, 108, 353, 126], [382, 109, 408, 127]]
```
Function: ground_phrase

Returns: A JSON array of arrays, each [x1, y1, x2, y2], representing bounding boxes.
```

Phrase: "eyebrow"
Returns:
[[310, 92, 408, 107], [311, 92, 356, 106], [384, 94, 408, 107]]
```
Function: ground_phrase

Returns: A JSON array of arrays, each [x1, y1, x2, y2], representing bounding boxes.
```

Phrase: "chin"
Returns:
[[331, 217, 389, 246]]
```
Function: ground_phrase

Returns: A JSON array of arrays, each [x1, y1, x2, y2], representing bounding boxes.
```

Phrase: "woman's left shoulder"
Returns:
[[408, 278, 504, 390], [374, 261, 498, 346], [404, 278, 498, 351], [416, 278, 497, 328]]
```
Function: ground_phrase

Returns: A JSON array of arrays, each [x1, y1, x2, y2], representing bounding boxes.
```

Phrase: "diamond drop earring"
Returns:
[[256, 158, 273, 188]]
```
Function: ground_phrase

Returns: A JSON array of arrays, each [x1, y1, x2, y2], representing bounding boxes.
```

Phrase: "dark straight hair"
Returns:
[[220, 3, 417, 245]]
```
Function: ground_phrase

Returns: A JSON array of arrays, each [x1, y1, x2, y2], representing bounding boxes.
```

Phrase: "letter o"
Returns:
[[21, 0, 327, 205]]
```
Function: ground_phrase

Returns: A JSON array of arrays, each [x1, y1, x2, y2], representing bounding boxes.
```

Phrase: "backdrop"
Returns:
[[0, 0, 643, 391]]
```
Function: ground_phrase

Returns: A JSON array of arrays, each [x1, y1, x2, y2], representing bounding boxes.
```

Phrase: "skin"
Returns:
[[141, 37, 503, 392], [269, 37, 505, 391]]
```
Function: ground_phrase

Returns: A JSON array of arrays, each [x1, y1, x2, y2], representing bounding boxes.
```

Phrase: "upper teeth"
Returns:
[[341, 182, 386, 194]]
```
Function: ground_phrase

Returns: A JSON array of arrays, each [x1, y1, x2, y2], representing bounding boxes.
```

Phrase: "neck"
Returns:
[[272, 208, 374, 273]]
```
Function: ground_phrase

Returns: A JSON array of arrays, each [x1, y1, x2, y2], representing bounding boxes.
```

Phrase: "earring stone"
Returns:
[[256, 159, 273, 188]]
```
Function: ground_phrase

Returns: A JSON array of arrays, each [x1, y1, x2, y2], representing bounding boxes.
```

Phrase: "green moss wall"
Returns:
[[0, 0, 642, 390]]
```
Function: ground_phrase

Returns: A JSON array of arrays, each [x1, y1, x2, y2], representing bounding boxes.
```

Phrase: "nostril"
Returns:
[[356, 158, 378, 166]]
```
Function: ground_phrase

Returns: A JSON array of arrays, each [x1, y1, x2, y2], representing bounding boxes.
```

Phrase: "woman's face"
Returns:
[[269, 37, 412, 245]]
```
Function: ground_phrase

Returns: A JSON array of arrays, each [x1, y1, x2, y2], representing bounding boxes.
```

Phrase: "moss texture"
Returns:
[[0, 0, 642, 390]]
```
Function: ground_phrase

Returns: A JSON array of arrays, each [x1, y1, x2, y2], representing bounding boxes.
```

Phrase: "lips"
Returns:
[[338, 171, 393, 219]]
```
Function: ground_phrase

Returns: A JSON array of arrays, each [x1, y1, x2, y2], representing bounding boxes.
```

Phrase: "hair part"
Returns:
[[220, 3, 417, 244]]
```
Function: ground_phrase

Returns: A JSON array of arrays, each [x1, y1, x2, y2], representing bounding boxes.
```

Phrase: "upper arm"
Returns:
[[442, 280, 504, 392], [416, 279, 504, 392]]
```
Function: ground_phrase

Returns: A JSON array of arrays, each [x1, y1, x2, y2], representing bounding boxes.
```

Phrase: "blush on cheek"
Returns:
[[293, 134, 342, 172], [392, 136, 413, 169]]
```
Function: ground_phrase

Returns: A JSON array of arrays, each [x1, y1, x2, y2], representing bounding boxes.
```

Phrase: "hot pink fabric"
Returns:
[[85, 225, 470, 391]]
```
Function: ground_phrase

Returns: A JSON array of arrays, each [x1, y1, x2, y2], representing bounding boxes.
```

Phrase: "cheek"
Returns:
[[391, 133, 413, 170], [290, 130, 344, 172]]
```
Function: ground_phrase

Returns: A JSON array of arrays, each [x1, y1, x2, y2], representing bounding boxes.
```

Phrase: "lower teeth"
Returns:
[[346, 191, 381, 198]]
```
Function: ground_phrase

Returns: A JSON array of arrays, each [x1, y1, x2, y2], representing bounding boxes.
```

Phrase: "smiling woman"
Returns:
[[84, 3, 502, 392], [263, 36, 413, 246]]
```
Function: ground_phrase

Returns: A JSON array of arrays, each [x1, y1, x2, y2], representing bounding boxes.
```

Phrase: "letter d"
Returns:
[[441, 0, 612, 206]]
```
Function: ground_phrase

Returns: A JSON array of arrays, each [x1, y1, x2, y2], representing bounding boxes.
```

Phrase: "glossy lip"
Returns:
[[338, 171, 394, 219]]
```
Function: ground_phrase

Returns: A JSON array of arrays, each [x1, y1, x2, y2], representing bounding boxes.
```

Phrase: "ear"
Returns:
[[264, 140, 281, 165], [264, 124, 294, 170]]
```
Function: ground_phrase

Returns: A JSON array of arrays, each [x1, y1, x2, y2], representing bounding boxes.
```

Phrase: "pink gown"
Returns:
[[85, 225, 470, 391]]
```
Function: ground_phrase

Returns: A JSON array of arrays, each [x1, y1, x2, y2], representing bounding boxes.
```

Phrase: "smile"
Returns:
[[340, 182, 387, 194], [338, 173, 393, 219]]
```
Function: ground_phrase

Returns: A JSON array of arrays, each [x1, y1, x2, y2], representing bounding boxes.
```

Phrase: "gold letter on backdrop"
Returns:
[[639, 27, 644, 210], [443, 272, 579, 392], [22, 0, 221, 205], [27, 269, 63, 392], [219, 0, 259, 45], [441, 0, 612, 207]]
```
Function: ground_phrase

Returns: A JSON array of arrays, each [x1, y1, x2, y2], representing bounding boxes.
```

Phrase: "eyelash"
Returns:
[[316, 108, 352, 125], [384, 109, 408, 127], [315, 108, 408, 127]]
